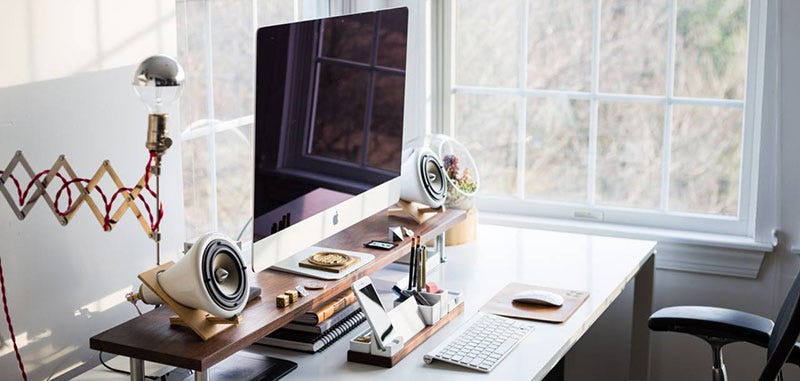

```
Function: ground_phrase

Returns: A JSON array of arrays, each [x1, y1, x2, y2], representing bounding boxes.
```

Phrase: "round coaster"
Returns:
[[308, 251, 352, 266], [304, 281, 326, 290]]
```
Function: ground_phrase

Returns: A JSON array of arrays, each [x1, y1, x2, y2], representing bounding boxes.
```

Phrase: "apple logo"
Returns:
[[332, 211, 339, 226]]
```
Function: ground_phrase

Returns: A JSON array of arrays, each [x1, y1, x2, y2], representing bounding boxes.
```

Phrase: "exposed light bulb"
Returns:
[[132, 54, 185, 154], [132, 54, 185, 115]]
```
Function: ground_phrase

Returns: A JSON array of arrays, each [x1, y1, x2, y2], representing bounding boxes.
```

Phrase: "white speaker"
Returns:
[[399, 146, 448, 208], [136, 232, 249, 318]]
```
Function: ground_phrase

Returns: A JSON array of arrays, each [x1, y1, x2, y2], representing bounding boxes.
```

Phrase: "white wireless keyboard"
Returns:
[[424, 312, 535, 373]]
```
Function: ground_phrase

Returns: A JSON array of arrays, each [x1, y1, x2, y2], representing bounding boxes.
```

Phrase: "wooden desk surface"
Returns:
[[89, 209, 466, 371]]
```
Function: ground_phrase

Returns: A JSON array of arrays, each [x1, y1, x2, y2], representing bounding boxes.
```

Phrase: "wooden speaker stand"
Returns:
[[138, 262, 242, 341], [388, 200, 445, 224]]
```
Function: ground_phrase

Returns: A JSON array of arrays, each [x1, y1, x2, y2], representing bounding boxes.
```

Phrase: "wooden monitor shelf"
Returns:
[[89, 208, 466, 372]]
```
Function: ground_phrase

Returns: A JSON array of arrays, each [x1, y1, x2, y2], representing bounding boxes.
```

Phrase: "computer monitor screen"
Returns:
[[252, 7, 408, 271]]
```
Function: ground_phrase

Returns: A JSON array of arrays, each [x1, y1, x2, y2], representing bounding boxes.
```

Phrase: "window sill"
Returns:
[[479, 212, 773, 279]]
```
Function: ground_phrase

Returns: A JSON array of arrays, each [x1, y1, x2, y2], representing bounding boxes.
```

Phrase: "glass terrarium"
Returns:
[[428, 134, 480, 209]]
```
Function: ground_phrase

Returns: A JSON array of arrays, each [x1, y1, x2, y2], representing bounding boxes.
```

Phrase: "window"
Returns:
[[177, 0, 301, 240], [288, 10, 407, 177], [443, 0, 762, 236]]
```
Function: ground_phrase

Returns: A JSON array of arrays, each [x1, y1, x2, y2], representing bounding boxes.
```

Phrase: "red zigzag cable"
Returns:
[[0, 152, 164, 236]]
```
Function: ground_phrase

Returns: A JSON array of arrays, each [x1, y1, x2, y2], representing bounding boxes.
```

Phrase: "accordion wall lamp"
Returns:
[[2, 55, 253, 344], [0, 54, 185, 266]]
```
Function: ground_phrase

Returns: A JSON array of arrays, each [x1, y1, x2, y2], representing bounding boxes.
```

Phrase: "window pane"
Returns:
[[368, 73, 405, 172], [454, 94, 518, 195], [455, 0, 520, 87], [215, 124, 254, 239], [527, 0, 592, 91], [599, 0, 669, 95], [597, 102, 663, 208], [377, 8, 408, 70], [256, 0, 295, 26], [669, 105, 742, 215], [674, 0, 748, 99], [211, 0, 255, 121], [321, 13, 375, 63], [181, 126, 254, 241], [525, 98, 589, 202], [311, 63, 369, 163], [182, 132, 214, 240], [177, 0, 210, 133]]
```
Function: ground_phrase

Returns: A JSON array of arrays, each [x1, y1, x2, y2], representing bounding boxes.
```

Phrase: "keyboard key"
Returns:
[[425, 312, 535, 374], [494, 339, 516, 354]]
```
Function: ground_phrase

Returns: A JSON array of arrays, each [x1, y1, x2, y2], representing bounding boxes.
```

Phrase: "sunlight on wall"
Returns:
[[49, 359, 86, 379], [0, 0, 177, 88], [0, 330, 52, 358], [73, 286, 134, 318]]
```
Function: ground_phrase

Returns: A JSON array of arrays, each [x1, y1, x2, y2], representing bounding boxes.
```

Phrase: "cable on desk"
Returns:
[[98, 351, 162, 380]]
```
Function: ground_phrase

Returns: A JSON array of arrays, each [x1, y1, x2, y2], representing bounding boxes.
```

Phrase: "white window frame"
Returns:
[[434, 0, 769, 239], [177, 0, 308, 234]]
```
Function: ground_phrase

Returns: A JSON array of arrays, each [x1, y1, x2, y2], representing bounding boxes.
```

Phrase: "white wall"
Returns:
[[565, 0, 800, 379], [0, 0, 176, 88], [0, 2, 182, 380]]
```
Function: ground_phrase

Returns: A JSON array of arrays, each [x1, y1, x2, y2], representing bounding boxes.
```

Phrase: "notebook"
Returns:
[[257, 309, 365, 353], [282, 303, 361, 334]]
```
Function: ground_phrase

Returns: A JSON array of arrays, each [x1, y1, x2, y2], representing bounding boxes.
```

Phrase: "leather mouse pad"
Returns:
[[480, 282, 589, 323]]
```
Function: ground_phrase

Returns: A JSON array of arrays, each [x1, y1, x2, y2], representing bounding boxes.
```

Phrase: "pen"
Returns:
[[421, 244, 427, 290], [416, 236, 423, 291], [407, 237, 416, 291], [412, 236, 418, 291], [391, 285, 405, 299], [408, 238, 417, 290], [414, 236, 420, 290], [412, 290, 431, 306]]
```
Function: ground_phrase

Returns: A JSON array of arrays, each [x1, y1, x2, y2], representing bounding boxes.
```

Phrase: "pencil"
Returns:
[[407, 237, 416, 290]]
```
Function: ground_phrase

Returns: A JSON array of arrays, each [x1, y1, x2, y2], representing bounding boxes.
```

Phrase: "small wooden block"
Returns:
[[284, 290, 299, 303], [276, 294, 290, 308]]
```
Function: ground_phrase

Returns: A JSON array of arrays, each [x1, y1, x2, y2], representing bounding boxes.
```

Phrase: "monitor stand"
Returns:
[[199, 350, 297, 381]]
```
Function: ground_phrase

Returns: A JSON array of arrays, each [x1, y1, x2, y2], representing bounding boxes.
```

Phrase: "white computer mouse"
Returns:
[[512, 290, 564, 307]]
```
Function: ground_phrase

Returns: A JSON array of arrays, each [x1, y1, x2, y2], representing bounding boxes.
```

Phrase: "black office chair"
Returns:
[[649, 270, 800, 381]]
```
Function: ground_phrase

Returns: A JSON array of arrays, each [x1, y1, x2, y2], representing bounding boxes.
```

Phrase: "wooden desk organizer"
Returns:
[[347, 298, 465, 368]]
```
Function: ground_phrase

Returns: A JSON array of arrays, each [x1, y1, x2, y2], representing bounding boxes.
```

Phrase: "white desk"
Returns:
[[246, 224, 656, 380]]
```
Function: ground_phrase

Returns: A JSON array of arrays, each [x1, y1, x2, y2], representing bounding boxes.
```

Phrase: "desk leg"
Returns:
[[629, 254, 654, 381], [129, 358, 144, 381], [195, 368, 211, 381], [437, 231, 447, 262]]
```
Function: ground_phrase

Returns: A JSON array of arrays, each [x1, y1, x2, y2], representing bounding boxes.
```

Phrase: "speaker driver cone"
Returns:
[[419, 154, 446, 201], [202, 239, 247, 311]]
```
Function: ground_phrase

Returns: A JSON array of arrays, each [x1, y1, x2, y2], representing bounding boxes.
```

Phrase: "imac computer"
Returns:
[[252, 8, 409, 272]]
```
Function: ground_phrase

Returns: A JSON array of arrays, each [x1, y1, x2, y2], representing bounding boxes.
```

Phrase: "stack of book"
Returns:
[[257, 290, 365, 353]]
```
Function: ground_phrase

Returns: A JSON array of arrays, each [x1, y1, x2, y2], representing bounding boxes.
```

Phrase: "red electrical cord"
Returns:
[[0, 257, 27, 381], [0, 154, 163, 231], [0, 154, 165, 381]]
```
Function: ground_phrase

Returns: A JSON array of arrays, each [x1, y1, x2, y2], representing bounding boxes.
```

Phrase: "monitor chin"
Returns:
[[251, 177, 400, 273]]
